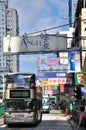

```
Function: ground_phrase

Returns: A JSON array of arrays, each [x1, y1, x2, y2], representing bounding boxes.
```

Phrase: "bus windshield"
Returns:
[[6, 73, 35, 88], [5, 99, 35, 111]]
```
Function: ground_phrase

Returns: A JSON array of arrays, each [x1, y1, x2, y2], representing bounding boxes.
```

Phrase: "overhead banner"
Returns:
[[37, 72, 67, 78], [3, 34, 67, 53], [48, 78, 72, 84], [41, 78, 72, 86]]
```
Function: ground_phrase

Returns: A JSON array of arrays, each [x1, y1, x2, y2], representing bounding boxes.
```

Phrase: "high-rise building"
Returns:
[[0, 0, 7, 70], [6, 8, 19, 36], [68, 0, 78, 27], [6, 8, 19, 72], [0, 0, 19, 72]]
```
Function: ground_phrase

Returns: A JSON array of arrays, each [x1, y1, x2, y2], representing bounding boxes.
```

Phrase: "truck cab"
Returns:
[[42, 95, 50, 113]]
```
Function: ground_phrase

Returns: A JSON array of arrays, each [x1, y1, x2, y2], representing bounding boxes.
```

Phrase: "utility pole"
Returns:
[[83, 0, 86, 8]]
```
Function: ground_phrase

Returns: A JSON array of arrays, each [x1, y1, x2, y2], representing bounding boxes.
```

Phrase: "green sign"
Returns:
[[10, 90, 30, 98], [75, 72, 83, 85]]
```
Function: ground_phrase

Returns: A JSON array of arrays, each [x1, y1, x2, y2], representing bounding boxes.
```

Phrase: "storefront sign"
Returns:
[[48, 78, 72, 84], [37, 72, 67, 78], [75, 72, 83, 85]]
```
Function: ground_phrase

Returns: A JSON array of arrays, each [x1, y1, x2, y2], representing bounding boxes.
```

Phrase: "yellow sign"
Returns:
[[40, 79, 58, 87]]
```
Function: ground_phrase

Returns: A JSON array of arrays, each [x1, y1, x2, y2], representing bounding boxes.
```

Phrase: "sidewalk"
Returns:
[[0, 115, 4, 126], [66, 114, 86, 130], [66, 114, 78, 130]]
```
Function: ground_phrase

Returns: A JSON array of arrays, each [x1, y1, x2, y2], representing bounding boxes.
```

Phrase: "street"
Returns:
[[0, 110, 73, 130]]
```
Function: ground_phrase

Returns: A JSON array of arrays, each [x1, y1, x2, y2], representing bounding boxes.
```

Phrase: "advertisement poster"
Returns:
[[37, 53, 68, 71], [68, 51, 81, 72]]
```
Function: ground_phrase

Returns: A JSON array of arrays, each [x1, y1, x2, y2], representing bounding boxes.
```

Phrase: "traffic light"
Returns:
[[74, 86, 82, 99]]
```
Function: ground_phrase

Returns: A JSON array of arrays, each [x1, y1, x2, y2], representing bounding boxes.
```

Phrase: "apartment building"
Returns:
[[6, 8, 19, 72], [74, 0, 86, 67], [0, 0, 7, 70], [0, 0, 19, 72]]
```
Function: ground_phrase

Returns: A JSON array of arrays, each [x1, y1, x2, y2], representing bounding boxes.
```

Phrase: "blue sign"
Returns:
[[37, 72, 66, 78], [81, 87, 86, 94], [68, 51, 80, 72]]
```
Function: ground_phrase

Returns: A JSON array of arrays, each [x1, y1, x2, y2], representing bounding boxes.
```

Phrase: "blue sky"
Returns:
[[8, 0, 69, 74]]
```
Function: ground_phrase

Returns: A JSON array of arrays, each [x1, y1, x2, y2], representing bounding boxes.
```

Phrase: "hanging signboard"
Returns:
[[75, 72, 83, 85], [37, 72, 67, 78], [41, 77, 72, 86], [3, 34, 67, 54], [68, 51, 81, 72]]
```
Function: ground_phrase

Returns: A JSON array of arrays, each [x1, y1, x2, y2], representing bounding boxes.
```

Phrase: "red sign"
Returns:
[[45, 90, 53, 95], [48, 78, 72, 84], [60, 84, 64, 92], [36, 87, 42, 93]]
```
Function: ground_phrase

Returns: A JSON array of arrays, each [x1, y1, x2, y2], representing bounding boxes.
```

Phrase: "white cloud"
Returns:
[[20, 55, 38, 63], [8, 0, 68, 35], [8, 0, 69, 73]]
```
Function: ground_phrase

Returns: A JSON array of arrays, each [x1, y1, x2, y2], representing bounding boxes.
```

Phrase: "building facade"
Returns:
[[74, 0, 86, 68], [0, 0, 7, 70], [6, 8, 19, 72], [0, 0, 19, 72], [6, 8, 19, 36], [68, 0, 78, 27]]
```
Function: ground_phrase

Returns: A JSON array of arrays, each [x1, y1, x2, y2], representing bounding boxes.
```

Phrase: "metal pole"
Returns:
[[2, 75, 5, 101]]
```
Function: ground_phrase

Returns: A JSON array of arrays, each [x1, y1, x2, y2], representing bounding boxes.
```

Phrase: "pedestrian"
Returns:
[[77, 106, 86, 130]]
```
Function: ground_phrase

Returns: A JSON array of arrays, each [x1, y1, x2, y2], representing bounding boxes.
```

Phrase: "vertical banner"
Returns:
[[68, 51, 81, 72], [60, 84, 64, 92]]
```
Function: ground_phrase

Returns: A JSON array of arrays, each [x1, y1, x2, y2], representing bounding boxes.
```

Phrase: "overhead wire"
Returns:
[[26, 23, 73, 35], [26, 18, 86, 36]]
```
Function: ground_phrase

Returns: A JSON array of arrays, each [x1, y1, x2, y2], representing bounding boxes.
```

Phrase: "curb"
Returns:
[[65, 115, 77, 130], [68, 119, 77, 130], [0, 115, 4, 118], [0, 115, 4, 126], [67, 117, 86, 130]]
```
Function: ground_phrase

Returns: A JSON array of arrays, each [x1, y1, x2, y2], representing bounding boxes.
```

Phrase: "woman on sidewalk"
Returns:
[[78, 106, 86, 130]]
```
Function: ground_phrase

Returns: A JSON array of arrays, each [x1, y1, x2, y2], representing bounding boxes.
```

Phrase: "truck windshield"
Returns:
[[42, 98, 49, 106]]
